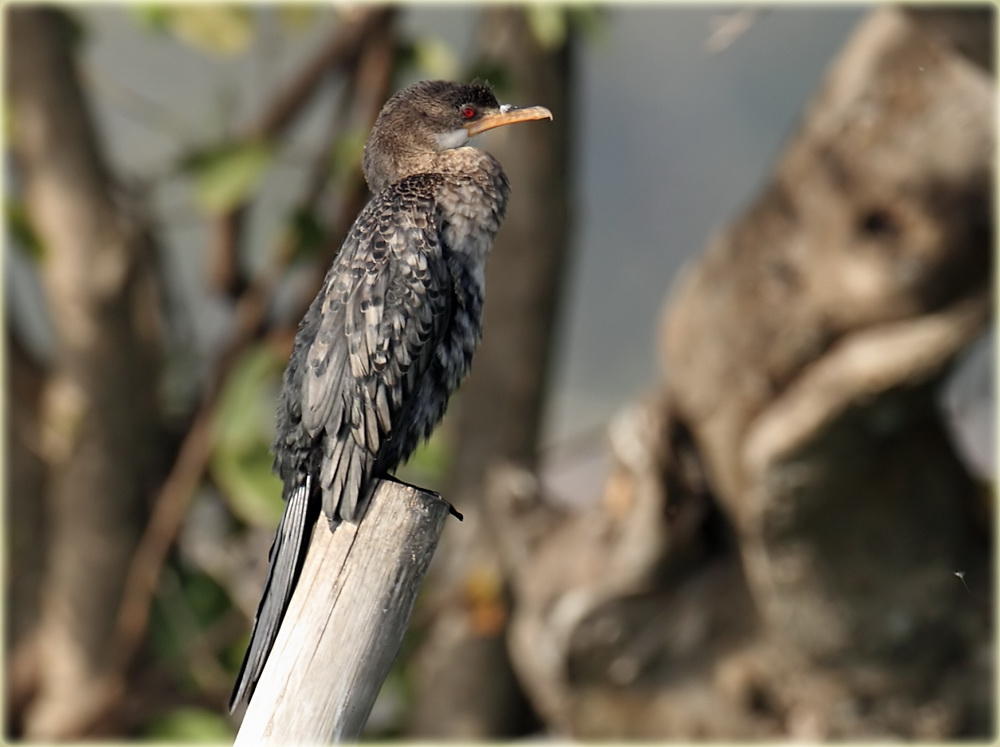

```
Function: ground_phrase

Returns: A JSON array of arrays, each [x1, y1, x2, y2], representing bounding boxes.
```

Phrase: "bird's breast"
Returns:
[[437, 169, 509, 277]]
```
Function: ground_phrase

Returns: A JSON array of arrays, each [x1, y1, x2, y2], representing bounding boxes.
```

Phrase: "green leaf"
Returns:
[[193, 142, 272, 214], [212, 444, 284, 527], [396, 428, 451, 488], [145, 707, 234, 741], [6, 200, 45, 260], [148, 569, 229, 670], [288, 208, 328, 262], [130, 5, 254, 54], [223, 630, 251, 672], [182, 568, 231, 625], [170, 6, 254, 55], [129, 4, 171, 33], [277, 5, 319, 32], [329, 128, 367, 185], [2, 101, 12, 145], [465, 62, 512, 98], [213, 345, 281, 453], [211, 346, 285, 526], [394, 39, 418, 73], [213, 346, 279, 452], [57, 10, 88, 49], [568, 6, 608, 39], [412, 38, 460, 80], [526, 5, 567, 50]]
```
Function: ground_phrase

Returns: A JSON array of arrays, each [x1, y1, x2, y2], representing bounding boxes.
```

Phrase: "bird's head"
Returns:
[[362, 80, 553, 192]]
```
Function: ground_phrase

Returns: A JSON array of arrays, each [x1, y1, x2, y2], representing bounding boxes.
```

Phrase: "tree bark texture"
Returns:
[[659, 7, 993, 735], [487, 7, 993, 739], [407, 7, 575, 738], [8, 8, 165, 738]]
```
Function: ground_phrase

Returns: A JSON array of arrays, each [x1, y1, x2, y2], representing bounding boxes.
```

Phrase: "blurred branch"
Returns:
[[5, 331, 50, 732], [210, 6, 395, 299]]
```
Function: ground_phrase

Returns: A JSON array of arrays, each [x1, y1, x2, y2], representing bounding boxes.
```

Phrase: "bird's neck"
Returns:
[[435, 148, 510, 273], [364, 140, 501, 193], [432, 147, 503, 181]]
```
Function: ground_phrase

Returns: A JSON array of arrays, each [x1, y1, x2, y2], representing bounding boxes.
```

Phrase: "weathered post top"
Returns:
[[234, 480, 451, 744]]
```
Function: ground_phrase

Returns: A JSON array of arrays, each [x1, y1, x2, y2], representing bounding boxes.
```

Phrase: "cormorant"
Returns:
[[230, 80, 552, 711]]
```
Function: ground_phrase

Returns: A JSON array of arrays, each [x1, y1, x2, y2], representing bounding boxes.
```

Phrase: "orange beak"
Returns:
[[465, 105, 554, 137]]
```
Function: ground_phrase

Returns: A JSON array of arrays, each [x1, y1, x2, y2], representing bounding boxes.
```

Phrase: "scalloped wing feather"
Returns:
[[301, 190, 451, 524]]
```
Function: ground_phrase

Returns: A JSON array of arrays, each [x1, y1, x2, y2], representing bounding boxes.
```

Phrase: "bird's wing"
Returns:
[[300, 193, 451, 524], [231, 184, 452, 711]]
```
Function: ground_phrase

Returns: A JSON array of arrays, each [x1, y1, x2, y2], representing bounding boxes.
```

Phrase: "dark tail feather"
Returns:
[[229, 477, 316, 712]]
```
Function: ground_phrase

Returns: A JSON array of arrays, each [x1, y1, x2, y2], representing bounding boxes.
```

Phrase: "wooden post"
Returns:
[[234, 480, 451, 744]]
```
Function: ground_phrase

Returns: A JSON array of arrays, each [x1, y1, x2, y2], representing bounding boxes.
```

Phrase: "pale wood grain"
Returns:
[[234, 480, 450, 744]]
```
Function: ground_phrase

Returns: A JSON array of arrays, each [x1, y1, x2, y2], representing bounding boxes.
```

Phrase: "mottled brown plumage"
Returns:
[[230, 80, 551, 711]]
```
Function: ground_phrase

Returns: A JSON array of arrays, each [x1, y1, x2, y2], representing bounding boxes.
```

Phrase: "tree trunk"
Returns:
[[488, 7, 993, 739], [407, 7, 576, 739], [7, 8, 166, 738], [659, 7, 993, 736], [5, 332, 49, 734]]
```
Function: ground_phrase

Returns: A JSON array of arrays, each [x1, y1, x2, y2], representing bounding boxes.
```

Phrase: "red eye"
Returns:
[[461, 105, 477, 120]]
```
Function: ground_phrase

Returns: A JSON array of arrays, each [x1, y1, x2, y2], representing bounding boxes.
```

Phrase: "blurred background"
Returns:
[[5, 3, 994, 741]]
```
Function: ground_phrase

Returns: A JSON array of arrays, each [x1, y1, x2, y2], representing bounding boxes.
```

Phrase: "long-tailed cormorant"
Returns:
[[230, 79, 552, 711]]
